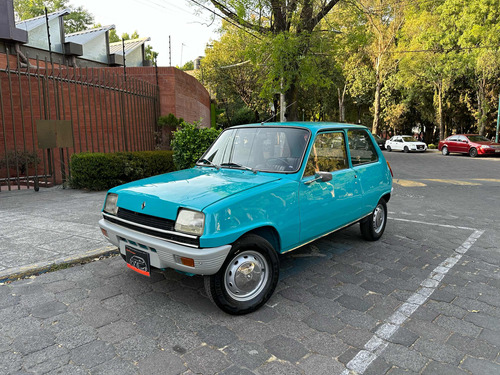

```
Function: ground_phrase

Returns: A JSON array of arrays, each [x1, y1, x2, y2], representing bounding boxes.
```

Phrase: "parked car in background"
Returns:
[[385, 135, 427, 153], [99, 123, 393, 315], [372, 134, 386, 149], [438, 134, 500, 157]]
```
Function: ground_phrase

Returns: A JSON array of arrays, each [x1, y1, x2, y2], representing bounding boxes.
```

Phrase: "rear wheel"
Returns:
[[442, 146, 449, 156], [469, 147, 478, 157], [205, 234, 279, 315], [360, 199, 387, 241], [403, 146, 409, 153]]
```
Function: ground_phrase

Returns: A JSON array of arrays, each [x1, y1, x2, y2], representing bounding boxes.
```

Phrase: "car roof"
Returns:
[[231, 122, 369, 133]]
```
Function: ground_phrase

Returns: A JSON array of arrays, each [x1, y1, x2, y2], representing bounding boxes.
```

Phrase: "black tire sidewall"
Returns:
[[360, 199, 387, 241], [207, 234, 279, 315], [469, 148, 477, 157]]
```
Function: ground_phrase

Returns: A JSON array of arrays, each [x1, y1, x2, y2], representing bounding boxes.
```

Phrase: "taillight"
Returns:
[[387, 161, 394, 177]]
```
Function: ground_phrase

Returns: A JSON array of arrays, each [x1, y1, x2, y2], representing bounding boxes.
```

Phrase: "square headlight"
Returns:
[[175, 209, 205, 236], [104, 193, 118, 215]]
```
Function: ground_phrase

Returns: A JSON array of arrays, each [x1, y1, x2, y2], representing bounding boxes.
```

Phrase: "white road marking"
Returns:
[[341, 219, 484, 375]]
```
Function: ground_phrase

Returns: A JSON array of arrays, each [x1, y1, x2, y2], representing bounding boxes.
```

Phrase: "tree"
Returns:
[[14, 0, 94, 34], [197, 0, 342, 120]]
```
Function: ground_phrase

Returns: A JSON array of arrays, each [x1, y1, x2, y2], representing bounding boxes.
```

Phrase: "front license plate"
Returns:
[[125, 246, 150, 277], [495, 150, 500, 153]]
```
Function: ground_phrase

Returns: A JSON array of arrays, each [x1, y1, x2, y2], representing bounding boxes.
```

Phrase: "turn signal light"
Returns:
[[101, 228, 108, 238], [387, 161, 394, 177], [180, 257, 195, 267]]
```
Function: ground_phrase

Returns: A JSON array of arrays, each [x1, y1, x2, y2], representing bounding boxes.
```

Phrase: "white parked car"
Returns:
[[385, 135, 427, 153]]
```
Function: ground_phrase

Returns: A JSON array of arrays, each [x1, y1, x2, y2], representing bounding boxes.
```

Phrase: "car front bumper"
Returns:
[[99, 219, 232, 275]]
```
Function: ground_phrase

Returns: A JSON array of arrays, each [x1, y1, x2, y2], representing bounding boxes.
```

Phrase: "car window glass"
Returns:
[[304, 132, 347, 177], [203, 127, 309, 173], [448, 136, 458, 141], [457, 135, 467, 142], [348, 130, 378, 166]]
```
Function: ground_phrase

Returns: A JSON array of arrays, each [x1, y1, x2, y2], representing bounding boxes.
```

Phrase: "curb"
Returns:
[[0, 246, 119, 283]]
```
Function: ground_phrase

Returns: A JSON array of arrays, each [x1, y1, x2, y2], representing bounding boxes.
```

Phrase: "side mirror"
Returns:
[[304, 171, 332, 184]]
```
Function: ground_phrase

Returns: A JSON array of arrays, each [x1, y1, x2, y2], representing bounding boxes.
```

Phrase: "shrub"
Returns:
[[171, 121, 221, 170], [428, 144, 437, 149], [70, 150, 174, 190], [0, 150, 40, 174]]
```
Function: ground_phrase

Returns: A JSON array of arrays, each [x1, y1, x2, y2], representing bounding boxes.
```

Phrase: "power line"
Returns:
[[386, 44, 500, 54], [187, 0, 262, 40]]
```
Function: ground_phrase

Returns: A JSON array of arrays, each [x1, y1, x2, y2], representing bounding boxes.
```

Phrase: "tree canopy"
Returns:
[[14, 0, 94, 34], [196, 0, 500, 141]]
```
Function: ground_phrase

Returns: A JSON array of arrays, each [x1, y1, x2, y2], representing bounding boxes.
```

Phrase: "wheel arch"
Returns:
[[382, 192, 391, 203], [240, 226, 281, 253]]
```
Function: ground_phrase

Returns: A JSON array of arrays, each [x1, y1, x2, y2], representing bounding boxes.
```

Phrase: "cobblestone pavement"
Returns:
[[1, 212, 499, 374]]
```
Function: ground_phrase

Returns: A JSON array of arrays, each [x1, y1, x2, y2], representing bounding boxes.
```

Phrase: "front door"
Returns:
[[299, 131, 360, 244]]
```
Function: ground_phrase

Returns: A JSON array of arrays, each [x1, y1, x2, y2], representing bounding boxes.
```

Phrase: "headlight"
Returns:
[[175, 209, 205, 236], [481, 145, 491, 149], [104, 193, 118, 215]]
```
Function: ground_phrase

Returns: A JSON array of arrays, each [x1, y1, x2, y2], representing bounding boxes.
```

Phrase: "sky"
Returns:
[[68, 0, 221, 67]]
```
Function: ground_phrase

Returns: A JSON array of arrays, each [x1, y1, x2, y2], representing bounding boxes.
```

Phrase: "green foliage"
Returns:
[[179, 61, 194, 71], [70, 151, 174, 191], [171, 122, 221, 170], [428, 144, 437, 149], [158, 113, 184, 129], [14, 0, 94, 33]]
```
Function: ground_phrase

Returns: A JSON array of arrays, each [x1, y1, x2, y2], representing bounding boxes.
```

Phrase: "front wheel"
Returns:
[[469, 147, 478, 157], [387, 145, 392, 152], [204, 234, 279, 315], [360, 199, 387, 241], [403, 146, 409, 153]]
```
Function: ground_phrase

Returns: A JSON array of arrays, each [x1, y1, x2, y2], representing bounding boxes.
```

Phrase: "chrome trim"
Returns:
[[281, 213, 371, 254], [102, 212, 198, 239]]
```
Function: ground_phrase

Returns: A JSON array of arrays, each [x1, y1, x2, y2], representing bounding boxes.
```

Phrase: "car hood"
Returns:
[[110, 168, 281, 220]]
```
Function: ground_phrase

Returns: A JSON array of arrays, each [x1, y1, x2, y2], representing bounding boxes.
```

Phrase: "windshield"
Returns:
[[199, 127, 310, 173], [467, 135, 490, 142], [402, 136, 418, 142]]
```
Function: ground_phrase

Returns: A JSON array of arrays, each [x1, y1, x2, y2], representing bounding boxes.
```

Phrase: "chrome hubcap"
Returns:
[[225, 251, 269, 301], [372, 204, 385, 234]]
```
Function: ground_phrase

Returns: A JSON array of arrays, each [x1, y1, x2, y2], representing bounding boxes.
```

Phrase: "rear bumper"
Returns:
[[99, 219, 231, 275]]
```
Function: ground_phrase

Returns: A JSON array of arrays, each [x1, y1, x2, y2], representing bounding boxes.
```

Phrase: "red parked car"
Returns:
[[438, 134, 500, 157]]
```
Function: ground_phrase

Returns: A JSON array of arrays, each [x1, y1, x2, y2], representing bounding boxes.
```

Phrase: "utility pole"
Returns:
[[169, 35, 171, 66]]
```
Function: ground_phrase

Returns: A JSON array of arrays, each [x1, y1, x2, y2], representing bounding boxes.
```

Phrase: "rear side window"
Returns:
[[304, 132, 348, 177], [348, 130, 378, 166]]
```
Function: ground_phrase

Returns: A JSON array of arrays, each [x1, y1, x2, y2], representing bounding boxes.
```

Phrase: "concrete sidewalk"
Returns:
[[0, 186, 117, 282]]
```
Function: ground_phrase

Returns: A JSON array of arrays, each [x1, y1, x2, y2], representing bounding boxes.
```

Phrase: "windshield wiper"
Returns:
[[220, 162, 256, 174], [196, 158, 220, 169]]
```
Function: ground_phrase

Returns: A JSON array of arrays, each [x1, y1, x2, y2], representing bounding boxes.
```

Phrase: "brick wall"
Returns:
[[0, 51, 211, 186]]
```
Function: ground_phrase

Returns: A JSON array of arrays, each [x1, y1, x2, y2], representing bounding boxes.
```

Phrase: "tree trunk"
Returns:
[[338, 85, 346, 123], [372, 81, 381, 134], [477, 79, 486, 136], [285, 81, 299, 121], [436, 80, 444, 141]]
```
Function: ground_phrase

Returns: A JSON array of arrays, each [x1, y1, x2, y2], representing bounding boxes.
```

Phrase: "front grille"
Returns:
[[417, 145, 424, 149], [105, 209, 199, 247], [117, 208, 175, 231]]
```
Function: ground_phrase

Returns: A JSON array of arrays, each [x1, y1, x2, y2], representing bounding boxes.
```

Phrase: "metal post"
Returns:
[[169, 36, 171, 67], [44, 8, 53, 66], [122, 39, 126, 81]]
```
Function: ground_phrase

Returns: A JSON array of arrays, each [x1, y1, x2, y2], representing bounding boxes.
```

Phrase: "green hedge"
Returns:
[[70, 151, 175, 190]]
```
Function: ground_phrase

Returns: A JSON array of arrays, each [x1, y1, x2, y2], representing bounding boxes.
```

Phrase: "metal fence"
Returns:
[[0, 48, 159, 192]]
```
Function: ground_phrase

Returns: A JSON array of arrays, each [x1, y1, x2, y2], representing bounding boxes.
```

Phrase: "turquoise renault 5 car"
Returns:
[[99, 122, 393, 314]]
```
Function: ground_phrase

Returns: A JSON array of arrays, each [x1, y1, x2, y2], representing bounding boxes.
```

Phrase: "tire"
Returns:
[[204, 234, 279, 315], [387, 145, 392, 152], [360, 199, 387, 241], [403, 146, 409, 153], [442, 146, 449, 156], [469, 147, 478, 157]]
